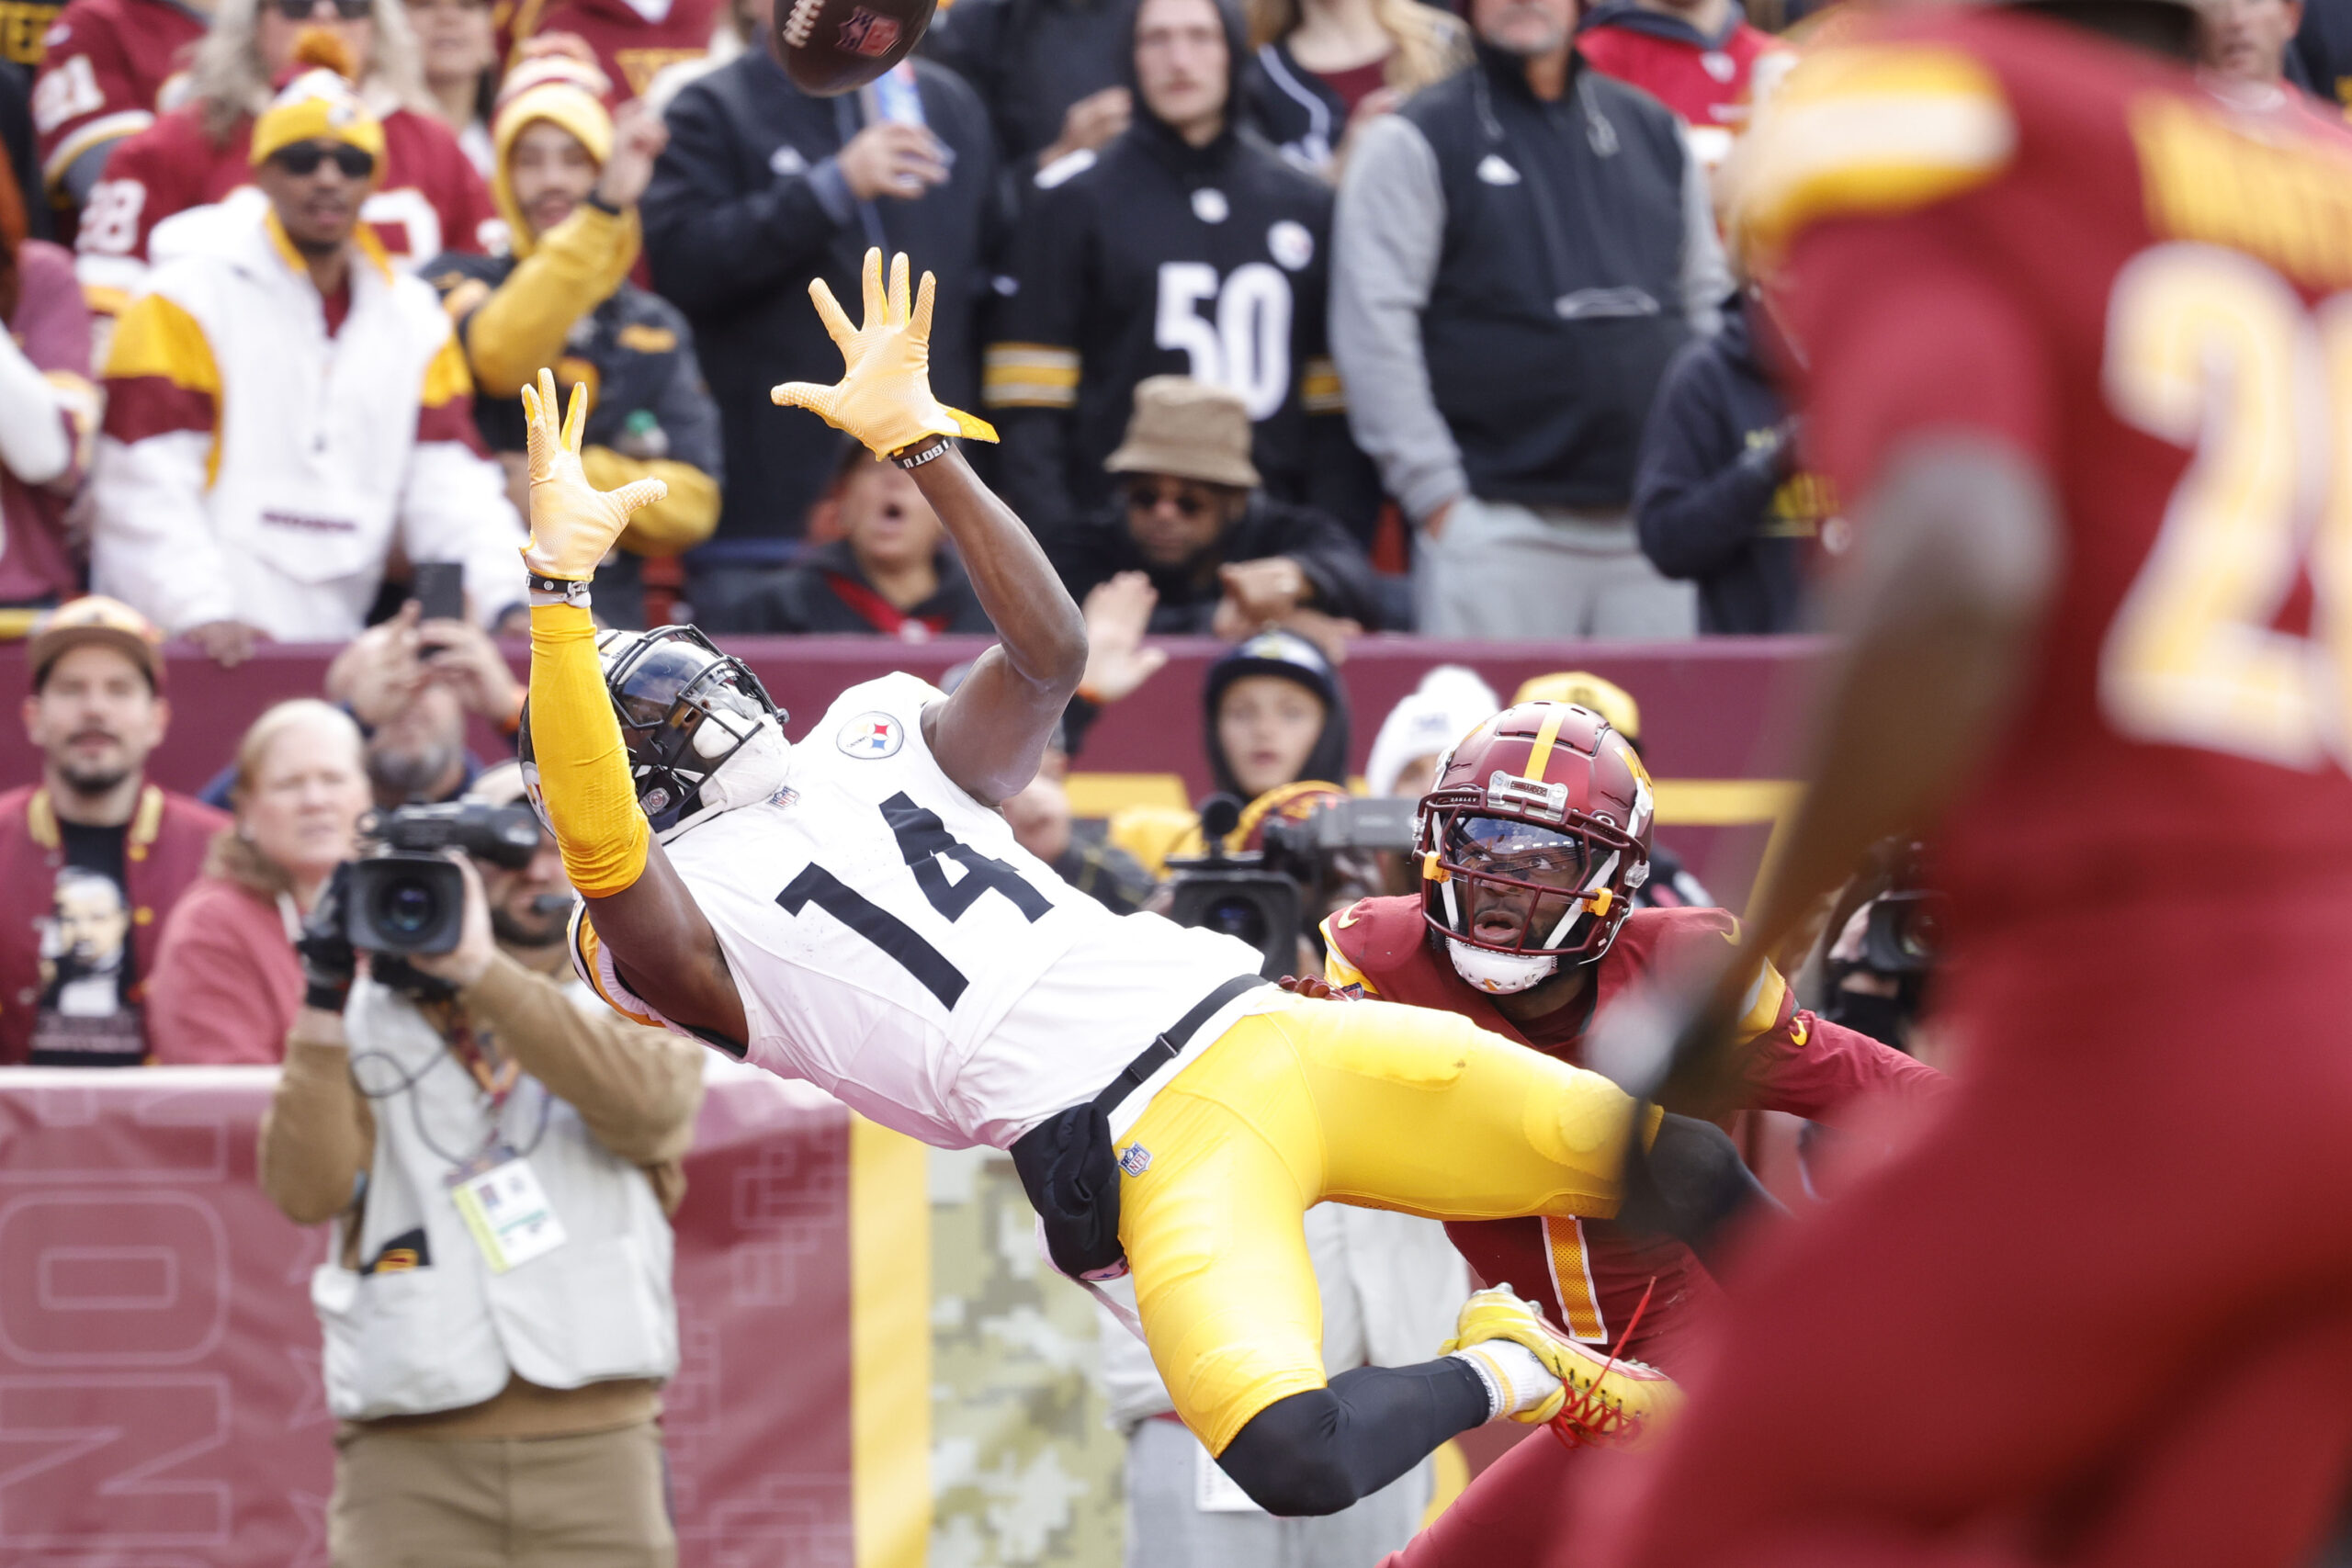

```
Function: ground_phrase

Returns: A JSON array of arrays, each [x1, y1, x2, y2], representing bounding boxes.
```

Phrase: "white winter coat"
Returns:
[[92, 204, 524, 639]]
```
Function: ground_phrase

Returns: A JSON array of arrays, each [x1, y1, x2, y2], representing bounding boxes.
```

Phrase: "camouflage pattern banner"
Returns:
[[925, 1146, 1125, 1568], [0, 1064, 930, 1568]]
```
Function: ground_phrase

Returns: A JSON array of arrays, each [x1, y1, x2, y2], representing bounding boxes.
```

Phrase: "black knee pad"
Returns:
[[1211, 1361, 1493, 1517], [1213, 1391, 1363, 1517]]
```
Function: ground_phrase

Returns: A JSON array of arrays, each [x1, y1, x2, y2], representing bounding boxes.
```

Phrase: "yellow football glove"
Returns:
[[519, 367, 670, 581], [770, 248, 999, 459]]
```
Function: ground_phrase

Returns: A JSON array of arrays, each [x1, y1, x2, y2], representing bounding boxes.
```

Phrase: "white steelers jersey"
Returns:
[[572, 672, 1275, 1150]]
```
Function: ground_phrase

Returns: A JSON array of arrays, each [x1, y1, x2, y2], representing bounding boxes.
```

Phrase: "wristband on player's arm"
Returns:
[[528, 570, 592, 608], [527, 601, 651, 897]]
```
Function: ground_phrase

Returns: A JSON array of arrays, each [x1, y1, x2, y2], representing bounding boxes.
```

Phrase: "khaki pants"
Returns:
[[330, 1419, 675, 1568]]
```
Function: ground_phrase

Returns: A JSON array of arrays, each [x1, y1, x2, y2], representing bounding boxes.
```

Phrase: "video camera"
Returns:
[[347, 802, 541, 954], [1164, 794, 1419, 976], [1853, 840, 1946, 976]]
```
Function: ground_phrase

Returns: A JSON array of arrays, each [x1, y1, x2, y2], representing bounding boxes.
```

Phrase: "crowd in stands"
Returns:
[[1, 0, 2334, 646], [0, 0, 2339, 1070]]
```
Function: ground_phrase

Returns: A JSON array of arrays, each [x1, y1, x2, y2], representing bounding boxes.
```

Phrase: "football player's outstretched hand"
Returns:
[[771, 248, 998, 459], [521, 367, 668, 581]]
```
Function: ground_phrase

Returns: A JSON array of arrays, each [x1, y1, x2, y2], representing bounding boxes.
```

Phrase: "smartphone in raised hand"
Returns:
[[410, 561, 466, 628]]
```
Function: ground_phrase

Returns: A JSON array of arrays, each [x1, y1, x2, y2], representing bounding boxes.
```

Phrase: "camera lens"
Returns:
[[1203, 897, 1268, 950], [1902, 902, 1942, 962], [379, 877, 441, 936]]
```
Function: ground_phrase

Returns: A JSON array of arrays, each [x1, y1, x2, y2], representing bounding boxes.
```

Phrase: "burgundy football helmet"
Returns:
[[1416, 702, 1655, 977]]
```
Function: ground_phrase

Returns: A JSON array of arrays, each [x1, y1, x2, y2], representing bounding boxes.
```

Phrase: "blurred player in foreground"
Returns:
[[1297, 700, 1939, 1567], [511, 250, 1770, 1517], [1584, 1, 2352, 1563]]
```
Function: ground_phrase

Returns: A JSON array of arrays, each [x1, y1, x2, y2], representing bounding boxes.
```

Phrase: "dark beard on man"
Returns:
[[56, 758, 133, 800]]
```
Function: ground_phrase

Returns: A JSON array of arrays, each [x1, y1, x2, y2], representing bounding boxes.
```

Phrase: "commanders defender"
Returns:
[[1584, 5, 2352, 1565], [511, 250, 1762, 1517], [1305, 700, 1938, 1566]]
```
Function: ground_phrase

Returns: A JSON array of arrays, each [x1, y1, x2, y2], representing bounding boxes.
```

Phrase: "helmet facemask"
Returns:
[[1418, 766, 1650, 990]]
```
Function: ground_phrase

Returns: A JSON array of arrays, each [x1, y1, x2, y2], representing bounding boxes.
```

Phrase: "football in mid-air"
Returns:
[[775, 0, 935, 96]]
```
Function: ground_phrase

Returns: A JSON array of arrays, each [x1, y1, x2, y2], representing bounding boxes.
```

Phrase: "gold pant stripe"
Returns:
[[1543, 1215, 1609, 1342]]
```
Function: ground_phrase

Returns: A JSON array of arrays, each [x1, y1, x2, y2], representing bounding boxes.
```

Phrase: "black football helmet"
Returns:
[[518, 625, 786, 840]]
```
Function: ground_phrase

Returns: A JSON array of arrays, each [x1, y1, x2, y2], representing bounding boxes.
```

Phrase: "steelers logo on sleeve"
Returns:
[[837, 713, 906, 759]]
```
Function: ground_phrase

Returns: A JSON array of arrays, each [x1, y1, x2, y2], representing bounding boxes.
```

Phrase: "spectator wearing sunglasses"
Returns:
[[1046, 376, 1385, 652], [74, 0, 495, 314], [89, 35, 524, 664]]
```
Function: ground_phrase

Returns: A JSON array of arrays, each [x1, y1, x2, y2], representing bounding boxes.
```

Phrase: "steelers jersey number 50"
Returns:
[[2099, 243, 2352, 768], [775, 791, 1053, 1009]]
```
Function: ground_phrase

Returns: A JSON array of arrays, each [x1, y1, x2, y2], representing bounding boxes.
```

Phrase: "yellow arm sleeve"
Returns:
[[579, 445, 722, 555], [1731, 960, 1792, 1043], [1106, 806, 1204, 879], [528, 601, 651, 897], [1315, 919, 1381, 995], [465, 204, 642, 399]]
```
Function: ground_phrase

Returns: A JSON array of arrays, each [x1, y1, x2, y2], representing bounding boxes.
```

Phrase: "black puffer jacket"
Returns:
[[920, 0, 1141, 182], [643, 52, 1000, 546], [1633, 298, 1825, 636]]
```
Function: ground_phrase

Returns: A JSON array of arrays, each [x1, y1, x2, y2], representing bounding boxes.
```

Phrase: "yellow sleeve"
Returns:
[[528, 601, 651, 897], [580, 444, 721, 556], [1106, 806, 1205, 879], [1730, 959, 1792, 1043], [464, 204, 642, 399], [104, 290, 220, 388], [419, 331, 473, 412], [1315, 919, 1381, 996], [1726, 41, 2014, 266]]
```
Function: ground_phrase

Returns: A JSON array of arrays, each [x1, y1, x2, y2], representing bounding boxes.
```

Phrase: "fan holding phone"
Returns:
[[321, 565, 527, 807]]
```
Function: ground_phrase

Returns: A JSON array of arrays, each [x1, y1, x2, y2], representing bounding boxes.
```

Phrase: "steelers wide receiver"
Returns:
[[515, 249, 1762, 1515]]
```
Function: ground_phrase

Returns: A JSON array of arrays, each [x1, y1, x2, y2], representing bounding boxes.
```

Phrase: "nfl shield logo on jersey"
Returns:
[[1117, 1142, 1152, 1177], [836, 713, 904, 759]]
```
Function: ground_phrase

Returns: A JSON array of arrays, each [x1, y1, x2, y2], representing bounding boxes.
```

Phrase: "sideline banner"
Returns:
[[0, 1064, 923, 1568]]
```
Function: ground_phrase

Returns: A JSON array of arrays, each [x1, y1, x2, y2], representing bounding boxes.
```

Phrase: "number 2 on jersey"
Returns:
[[2100, 243, 2352, 767], [775, 792, 1051, 1009]]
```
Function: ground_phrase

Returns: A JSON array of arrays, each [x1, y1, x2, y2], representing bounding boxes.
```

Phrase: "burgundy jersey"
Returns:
[[0, 241, 97, 604], [74, 102, 496, 307], [1742, 7, 2352, 967], [28, 0, 205, 197], [1322, 897, 1939, 1366], [1575, 13, 1788, 165], [501, 0, 720, 100]]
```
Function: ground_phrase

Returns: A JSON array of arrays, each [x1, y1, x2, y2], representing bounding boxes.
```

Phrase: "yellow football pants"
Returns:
[[1116, 992, 1653, 1455]]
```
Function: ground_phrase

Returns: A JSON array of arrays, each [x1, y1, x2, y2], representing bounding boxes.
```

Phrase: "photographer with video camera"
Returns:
[[1815, 838, 1948, 1066], [258, 761, 704, 1568]]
